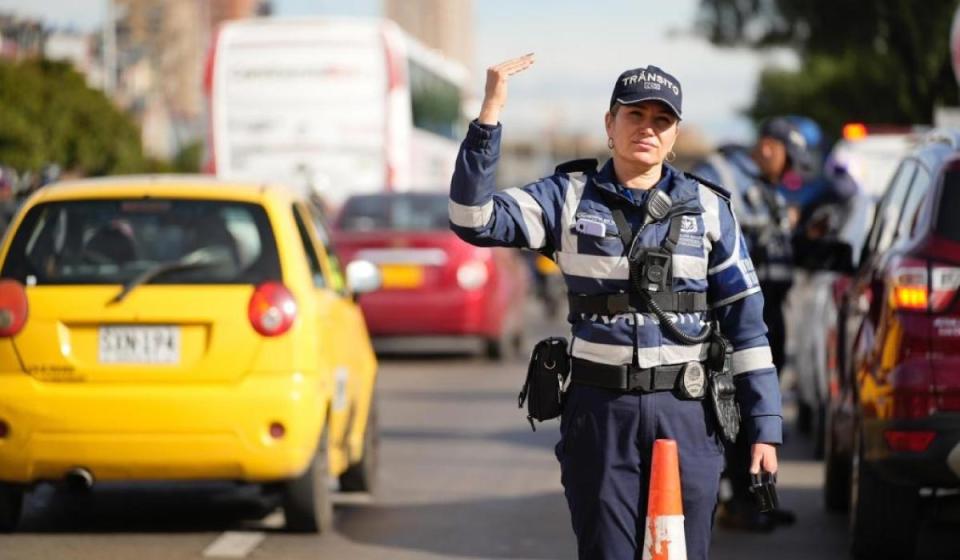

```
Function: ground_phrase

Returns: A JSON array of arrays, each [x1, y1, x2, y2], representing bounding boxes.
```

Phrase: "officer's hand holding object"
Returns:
[[479, 54, 535, 125], [750, 442, 778, 474]]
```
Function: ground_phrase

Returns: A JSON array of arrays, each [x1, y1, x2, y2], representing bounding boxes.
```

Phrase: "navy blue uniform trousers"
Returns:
[[557, 383, 725, 560]]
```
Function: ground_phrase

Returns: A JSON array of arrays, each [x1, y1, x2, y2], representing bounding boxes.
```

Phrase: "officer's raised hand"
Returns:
[[478, 53, 535, 125]]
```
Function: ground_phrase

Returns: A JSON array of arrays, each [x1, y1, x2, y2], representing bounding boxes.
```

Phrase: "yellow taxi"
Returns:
[[0, 176, 381, 533]]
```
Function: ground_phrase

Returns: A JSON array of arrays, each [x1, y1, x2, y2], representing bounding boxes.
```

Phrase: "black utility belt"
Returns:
[[570, 357, 707, 399], [568, 291, 708, 316]]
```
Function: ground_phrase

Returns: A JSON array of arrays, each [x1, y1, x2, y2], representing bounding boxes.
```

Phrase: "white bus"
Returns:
[[205, 17, 468, 208]]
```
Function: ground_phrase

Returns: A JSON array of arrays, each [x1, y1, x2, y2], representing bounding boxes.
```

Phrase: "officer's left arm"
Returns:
[[705, 192, 783, 445]]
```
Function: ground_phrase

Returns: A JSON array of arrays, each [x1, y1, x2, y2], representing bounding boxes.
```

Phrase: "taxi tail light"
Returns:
[[884, 430, 935, 453], [0, 279, 28, 337], [248, 282, 297, 337], [888, 258, 960, 312]]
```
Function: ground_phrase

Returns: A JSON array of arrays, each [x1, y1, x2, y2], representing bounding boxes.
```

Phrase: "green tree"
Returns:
[[696, 0, 960, 135], [0, 59, 151, 176]]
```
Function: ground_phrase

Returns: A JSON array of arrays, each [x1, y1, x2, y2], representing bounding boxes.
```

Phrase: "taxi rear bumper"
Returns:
[[0, 371, 329, 484]]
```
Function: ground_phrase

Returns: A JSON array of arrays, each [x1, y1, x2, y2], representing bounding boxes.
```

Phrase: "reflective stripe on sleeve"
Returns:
[[698, 185, 721, 249], [709, 285, 762, 309], [732, 346, 774, 375], [502, 188, 547, 249], [448, 199, 493, 228], [557, 252, 629, 279]]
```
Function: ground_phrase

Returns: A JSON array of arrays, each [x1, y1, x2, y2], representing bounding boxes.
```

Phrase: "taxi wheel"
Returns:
[[282, 429, 333, 533], [339, 398, 380, 495], [849, 434, 919, 559], [0, 483, 23, 533]]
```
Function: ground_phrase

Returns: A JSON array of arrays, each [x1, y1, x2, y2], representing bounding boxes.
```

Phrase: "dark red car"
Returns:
[[332, 192, 528, 360], [822, 130, 960, 559]]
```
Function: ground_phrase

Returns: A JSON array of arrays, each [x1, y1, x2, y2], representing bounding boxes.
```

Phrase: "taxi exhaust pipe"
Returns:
[[65, 467, 94, 491]]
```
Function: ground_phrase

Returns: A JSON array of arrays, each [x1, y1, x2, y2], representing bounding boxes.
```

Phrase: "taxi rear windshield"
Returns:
[[1, 199, 282, 285], [337, 193, 448, 231]]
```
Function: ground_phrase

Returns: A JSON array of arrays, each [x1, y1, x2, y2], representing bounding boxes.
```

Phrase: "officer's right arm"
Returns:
[[449, 54, 558, 250]]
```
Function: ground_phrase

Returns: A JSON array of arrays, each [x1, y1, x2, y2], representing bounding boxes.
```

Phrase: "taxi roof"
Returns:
[[31, 174, 303, 205]]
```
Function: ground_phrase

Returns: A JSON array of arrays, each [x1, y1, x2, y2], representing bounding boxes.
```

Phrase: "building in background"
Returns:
[[384, 0, 473, 73], [44, 29, 101, 87], [0, 14, 46, 61], [106, 0, 270, 159]]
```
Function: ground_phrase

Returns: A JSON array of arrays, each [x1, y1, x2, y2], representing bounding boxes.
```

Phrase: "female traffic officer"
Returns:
[[449, 54, 783, 560]]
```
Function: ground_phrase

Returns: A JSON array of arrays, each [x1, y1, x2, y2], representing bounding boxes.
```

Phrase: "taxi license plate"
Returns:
[[379, 264, 424, 289], [99, 326, 180, 364]]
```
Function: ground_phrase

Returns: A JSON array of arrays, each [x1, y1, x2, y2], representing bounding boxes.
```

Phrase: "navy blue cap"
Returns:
[[759, 117, 814, 172], [609, 65, 682, 119]]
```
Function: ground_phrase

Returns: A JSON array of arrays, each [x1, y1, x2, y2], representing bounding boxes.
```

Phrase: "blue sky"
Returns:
[[0, 0, 795, 143]]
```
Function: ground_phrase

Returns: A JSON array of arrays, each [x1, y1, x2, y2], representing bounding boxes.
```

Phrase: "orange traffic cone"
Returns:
[[642, 439, 686, 560]]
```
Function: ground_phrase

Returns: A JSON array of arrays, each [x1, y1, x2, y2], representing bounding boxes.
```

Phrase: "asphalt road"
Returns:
[[2, 302, 958, 559]]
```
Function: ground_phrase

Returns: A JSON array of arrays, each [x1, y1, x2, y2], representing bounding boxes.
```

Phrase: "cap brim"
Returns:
[[615, 95, 681, 119]]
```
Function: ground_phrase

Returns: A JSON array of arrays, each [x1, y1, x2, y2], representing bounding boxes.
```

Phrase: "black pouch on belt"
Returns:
[[518, 337, 570, 431], [706, 333, 741, 444]]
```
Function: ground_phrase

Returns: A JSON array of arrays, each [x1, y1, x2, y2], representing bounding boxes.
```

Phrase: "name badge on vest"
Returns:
[[679, 361, 707, 399]]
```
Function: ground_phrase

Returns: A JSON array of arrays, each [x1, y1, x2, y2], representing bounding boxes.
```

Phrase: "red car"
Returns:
[[821, 130, 960, 559], [332, 193, 528, 360]]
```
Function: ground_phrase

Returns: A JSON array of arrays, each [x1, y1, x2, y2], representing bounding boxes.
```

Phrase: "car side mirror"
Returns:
[[345, 260, 381, 297], [792, 235, 855, 275]]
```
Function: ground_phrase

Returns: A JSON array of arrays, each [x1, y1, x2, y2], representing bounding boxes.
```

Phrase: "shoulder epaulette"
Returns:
[[554, 158, 599, 175], [684, 171, 731, 201]]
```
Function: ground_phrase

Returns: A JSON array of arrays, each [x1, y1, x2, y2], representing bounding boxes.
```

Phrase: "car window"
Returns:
[[337, 194, 449, 231], [307, 204, 345, 293], [866, 160, 916, 256], [936, 166, 960, 242], [292, 205, 325, 288], [1, 199, 281, 285], [899, 166, 931, 241]]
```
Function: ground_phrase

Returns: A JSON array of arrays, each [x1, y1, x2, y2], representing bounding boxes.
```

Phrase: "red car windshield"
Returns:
[[337, 194, 449, 232]]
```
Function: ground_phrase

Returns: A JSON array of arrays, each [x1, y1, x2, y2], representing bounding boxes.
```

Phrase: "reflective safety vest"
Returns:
[[449, 121, 783, 444], [450, 124, 766, 371]]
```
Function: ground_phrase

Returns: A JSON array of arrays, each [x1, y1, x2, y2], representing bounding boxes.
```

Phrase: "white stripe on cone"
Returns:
[[642, 514, 687, 560]]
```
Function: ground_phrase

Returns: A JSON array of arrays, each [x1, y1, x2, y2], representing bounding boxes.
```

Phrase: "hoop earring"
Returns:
[[666, 150, 677, 163], [607, 138, 614, 150]]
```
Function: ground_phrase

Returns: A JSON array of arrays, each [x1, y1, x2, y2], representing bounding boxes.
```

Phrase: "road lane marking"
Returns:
[[203, 531, 265, 558]]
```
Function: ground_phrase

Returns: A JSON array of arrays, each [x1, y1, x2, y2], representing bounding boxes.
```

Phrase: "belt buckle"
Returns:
[[626, 366, 652, 393]]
